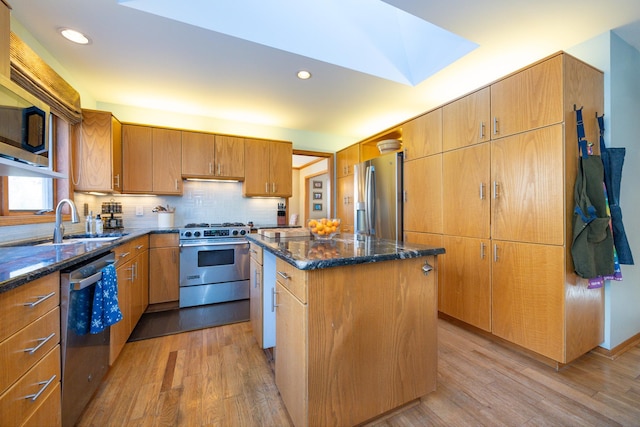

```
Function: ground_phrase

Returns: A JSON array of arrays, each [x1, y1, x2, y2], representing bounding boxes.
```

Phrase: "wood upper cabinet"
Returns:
[[490, 55, 563, 139], [491, 124, 564, 245], [403, 154, 442, 234], [442, 143, 490, 238], [243, 139, 292, 197], [336, 175, 354, 233], [75, 109, 122, 193], [443, 87, 490, 151], [181, 132, 244, 180], [402, 108, 442, 161], [149, 233, 179, 305], [122, 125, 182, 195], [0, 1, 9, 78], [336, 144, 359, 177]]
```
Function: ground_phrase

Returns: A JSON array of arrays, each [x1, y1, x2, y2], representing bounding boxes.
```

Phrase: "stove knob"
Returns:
[[232, 230, 239, 236], [194, 231, 201, 237], [184, 231, 192, 237], [240, 229, 246, 235]]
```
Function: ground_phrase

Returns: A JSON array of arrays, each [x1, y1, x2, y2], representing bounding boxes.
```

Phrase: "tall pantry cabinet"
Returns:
[[336, 144, 360, 233], [408, 52, 604, 365]]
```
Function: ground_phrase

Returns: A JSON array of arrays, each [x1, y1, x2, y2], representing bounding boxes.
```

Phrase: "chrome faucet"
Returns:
[[53, 199, 80, 244]]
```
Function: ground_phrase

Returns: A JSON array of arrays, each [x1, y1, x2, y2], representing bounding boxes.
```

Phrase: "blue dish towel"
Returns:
[[90, 264, 123, 334]]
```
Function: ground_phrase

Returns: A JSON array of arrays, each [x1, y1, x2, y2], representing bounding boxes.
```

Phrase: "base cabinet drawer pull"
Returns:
[[272, 288, 279, 311], [24, 332, 56, 355], [277, 271, 290, 280], [422, 262, 433, 275], [23, 291, 56, 308], [24, 374, 56, 402]]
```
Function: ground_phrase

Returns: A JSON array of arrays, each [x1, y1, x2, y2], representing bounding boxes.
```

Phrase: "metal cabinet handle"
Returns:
[[249, 248, 257, 254], [25, 374, 56, 402], [265, 182, 269, 193], [272, 182, 276, 193], [175, 179, 179, 190], [277, 271, 290, 280], [23, 291, 55, 308], [254, 269, 260, 287], [136, 245, 144, 250], [24, 332, 56, 355], [480, 121, 485, 139], [492, 181, 500, 199], [480, 242, 486, 259], [114, 174, 120, 189], [120, 251, 130, 258], [422, 262, 433, 276], [272, 287, 279, 311], [493, 117, 499, 135], [493, 244, 499, 262], [479, 182, 485, 200], [217, 163, 221, 176], [209, 162, 213, 175]]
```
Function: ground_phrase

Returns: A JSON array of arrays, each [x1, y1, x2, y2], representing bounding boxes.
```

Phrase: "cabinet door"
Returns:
[[336, 175, 354, 233], [490, 55, 563, 139], [215, 135, 245, 179], [77, 110, 119, 192], [249, 256, 263, 348], [122, 124, 153, 193], [182, 131, 215, 177], [443, 87, 490, 151], [243, 139, 271, 196], [403, 155, 442, 233], [112, 116, 123, 192], [442, 143, 490, 238], [152, 128, 182, 194], [270, 141, 293, 197], [149, 247, 180, 304], [110, 259, 132, 365], [336, 144, 359, 177], [492, 241, 565, 361], [402, 108, 442, 161], [441, 235, 492, 331], [130, 250, 148, 326], [275, 282, 307, 427], [491, 125, 564, 245]]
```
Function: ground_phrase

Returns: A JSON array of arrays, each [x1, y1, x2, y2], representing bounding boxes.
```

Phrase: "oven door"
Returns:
[[179, 239, 250, 287]]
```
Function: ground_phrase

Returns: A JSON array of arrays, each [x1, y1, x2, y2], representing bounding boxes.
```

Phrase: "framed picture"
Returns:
[[313, 192, 322, 200], [313, 203, 322, 211], [313, 180, 323, 189]]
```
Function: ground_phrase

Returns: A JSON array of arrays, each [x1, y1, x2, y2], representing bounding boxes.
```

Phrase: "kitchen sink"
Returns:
[[37, 233, 128, 246]]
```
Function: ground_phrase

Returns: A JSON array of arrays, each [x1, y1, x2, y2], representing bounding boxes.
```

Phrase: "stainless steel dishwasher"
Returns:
[[60, 251, 115, 427]]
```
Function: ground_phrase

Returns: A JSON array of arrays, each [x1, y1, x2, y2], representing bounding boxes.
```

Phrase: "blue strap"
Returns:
[[574, 204, 597, 224], [597, 114, 606, 153], [576, 108, 589, 158]]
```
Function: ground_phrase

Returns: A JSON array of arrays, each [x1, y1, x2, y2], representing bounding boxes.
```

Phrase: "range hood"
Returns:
[[0, 156, 67, 178]]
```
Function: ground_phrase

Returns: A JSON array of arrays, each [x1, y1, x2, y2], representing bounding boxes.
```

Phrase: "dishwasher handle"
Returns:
[[70, 270, 104, 291]]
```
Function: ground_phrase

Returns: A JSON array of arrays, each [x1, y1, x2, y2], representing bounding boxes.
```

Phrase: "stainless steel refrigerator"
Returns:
[[353, 151, 403, 240]]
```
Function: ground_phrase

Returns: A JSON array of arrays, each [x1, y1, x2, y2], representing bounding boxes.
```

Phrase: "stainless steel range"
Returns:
[[179, 222, 250, 308]]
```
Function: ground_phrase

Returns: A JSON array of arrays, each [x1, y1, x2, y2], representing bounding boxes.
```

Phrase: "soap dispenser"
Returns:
[[86, 210, 95, 235]]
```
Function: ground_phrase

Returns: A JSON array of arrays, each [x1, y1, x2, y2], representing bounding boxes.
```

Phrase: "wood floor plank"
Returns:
[[77, 318, 640, 427]]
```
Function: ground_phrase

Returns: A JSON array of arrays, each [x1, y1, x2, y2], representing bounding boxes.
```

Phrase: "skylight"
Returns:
[[119, 0, 478, 86]]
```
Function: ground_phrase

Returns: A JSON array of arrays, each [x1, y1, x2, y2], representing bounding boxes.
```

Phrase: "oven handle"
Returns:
[[179, 240, 249, 248]]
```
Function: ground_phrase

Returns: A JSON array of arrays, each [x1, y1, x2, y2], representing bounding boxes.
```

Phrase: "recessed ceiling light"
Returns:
[[60, 28, 91, 45], [297, 70, 312, 80]]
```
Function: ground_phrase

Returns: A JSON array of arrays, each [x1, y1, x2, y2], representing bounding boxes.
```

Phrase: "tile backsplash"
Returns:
[[0, 181, 284, 243]]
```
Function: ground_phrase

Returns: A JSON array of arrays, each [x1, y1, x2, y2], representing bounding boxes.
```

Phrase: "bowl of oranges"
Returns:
[[308, 218, 341, 240]]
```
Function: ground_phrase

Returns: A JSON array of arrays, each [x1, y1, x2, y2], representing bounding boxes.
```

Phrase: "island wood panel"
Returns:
[[152, 128, 182, 194], [442, 87, 490, 151], [442, 143, 490, 238], [403, 154, 442, 234], [491, 125, 564, 245], [491, 241, 565, 361], [490, 54, 563, 139], [181, 131, 215, 177], [306, 257, 437, 426], [214, 135, 245, 179], [402, 108, 442, 161], [122, 124, 153, 193]]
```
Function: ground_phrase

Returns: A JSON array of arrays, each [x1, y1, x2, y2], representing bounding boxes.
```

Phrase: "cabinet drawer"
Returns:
[[275, 258, 307, 303], [0, 273, 59, 343], [249, 243, 263, 264], [150, 233, 178, 248], [21, 380, 61, 427], [0, 345, 60, 426], [114, 241, 134, 267], [0, 307, 60, 394], [131, 235, 149, 255]]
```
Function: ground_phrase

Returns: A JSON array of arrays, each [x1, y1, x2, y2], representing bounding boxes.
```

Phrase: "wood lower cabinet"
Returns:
[[149, 233, 180, 305], [75, 109, 122, 193], [243, 139, 292, 197], [122, 125, 182, 195], [275, 256, 437, 426], [0, 272, 62, 426]]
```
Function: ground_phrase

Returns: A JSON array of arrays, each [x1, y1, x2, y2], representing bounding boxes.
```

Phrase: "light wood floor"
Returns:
[[78, 319, 640, 426]]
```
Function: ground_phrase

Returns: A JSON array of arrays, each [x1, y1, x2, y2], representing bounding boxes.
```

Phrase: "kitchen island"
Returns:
[[248, 234, 444, 427]]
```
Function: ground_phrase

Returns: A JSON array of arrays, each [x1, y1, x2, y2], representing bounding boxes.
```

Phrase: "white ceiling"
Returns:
[[8, 1, 640, 149]]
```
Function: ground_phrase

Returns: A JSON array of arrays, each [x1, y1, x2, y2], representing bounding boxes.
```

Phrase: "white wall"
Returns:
[[568, 32, 640, 350]]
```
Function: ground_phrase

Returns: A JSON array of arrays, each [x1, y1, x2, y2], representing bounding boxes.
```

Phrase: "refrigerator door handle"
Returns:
[[366, 165, 376, 235]]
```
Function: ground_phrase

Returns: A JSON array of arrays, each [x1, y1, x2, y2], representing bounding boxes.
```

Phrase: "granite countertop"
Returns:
[[0, 227, 179, 294], [247, 233, 445, 271]]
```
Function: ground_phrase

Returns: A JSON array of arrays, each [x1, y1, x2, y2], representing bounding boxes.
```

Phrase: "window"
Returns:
[[8, 176, 53, 211]]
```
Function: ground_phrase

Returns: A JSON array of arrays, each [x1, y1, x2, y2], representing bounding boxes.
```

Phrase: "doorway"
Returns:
[[291, 150, 334, 227]]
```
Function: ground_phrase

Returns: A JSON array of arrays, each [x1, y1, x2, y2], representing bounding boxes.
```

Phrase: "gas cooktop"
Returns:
[[183, 222, 246, 228]]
